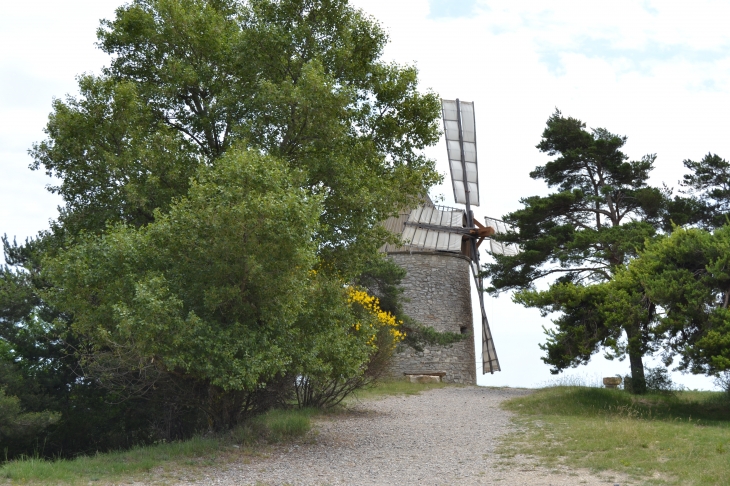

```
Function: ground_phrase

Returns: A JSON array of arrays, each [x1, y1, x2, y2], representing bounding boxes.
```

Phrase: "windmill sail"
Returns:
[[471, 265, 501, 373], [442, 100, 479, 206], [401, 205, 464, 252], [484, 216, 521, 256], [441, 99, 500, 374]]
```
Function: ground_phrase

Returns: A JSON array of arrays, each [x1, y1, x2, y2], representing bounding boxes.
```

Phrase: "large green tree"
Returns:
[[44, 149, 379, 428], [484, 110, 665, 392], [32, 0, 441, 276], [2, 0, 442, 454], [625, 226, 730, 377]]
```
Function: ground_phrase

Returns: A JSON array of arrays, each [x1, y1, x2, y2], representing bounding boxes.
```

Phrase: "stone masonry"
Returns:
[[387, 252, 476, 385]]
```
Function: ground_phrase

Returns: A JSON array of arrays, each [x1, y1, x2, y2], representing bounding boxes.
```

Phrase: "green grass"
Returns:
[[0, 436, 225, 484], [232, 407, 317, 444], [501, 386, 730, 485], [0, 407, 317, 485]]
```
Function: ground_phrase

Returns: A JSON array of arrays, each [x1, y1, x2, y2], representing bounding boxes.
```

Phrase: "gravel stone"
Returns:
[[190, 386, 630, 485]]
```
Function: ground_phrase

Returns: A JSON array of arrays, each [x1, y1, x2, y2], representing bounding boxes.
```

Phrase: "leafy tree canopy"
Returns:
[[3, 0, 441, 454], [45, 149, 323, 392], [484, 110, 666, 392], [43, 148, 395, 428], [674, 153, 730, 230], [626, 226, 730, 376], [30, 76, 199, 234], [486, 110, 663, 292], [32, 0, 442, 277]]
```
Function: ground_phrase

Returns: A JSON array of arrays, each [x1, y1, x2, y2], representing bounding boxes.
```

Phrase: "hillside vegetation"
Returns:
[[502, 386, 730, 485]]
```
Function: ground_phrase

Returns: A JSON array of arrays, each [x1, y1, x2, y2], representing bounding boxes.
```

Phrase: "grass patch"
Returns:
[[232, 407, 316, 444], [0, 408, 317, 485], [502, 386, 730, 485], [0, 436, 224, 485]]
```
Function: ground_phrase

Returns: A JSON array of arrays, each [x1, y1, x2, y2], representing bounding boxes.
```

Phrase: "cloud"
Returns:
[[576, 37, 730, 70], [427, 0, 481, 19], [537, 49, 567, 76], [641, 0, 659, 16], [539, 36, 730, 77]]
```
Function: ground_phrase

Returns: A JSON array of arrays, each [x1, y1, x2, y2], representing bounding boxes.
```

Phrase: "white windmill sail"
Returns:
[[484, 216, 521, 256], [441, 98, 500, 374], [401, 205, 464, 252], [442, 100, 479, 207]]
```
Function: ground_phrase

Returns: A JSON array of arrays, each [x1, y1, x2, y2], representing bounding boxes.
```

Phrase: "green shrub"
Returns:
[[232, 408, 314, 444], [625, 366, 678, 394], [0, 388, 59, 453]]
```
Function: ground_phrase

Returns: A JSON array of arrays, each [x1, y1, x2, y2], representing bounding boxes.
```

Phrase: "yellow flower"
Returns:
[[346, 286, 405, 344]]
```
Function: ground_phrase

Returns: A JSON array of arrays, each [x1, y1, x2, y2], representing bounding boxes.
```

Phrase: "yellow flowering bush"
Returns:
[[347, 287, 405, 350], [289, 280, 405, 409]]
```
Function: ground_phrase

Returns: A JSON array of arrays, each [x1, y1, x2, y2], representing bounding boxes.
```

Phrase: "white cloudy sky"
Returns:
[[3, 0, 729, 389]]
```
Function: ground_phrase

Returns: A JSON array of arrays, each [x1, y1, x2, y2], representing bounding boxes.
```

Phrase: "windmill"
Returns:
[[382, 99, 517, 382]]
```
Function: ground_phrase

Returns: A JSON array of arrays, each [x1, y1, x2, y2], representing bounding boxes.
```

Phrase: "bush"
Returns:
[[231, 408, 314, 445], [624, 366, 677, 394], [645, 366, 676, 392], [0, 388, 59, 450], [292, 285, 404, 409]]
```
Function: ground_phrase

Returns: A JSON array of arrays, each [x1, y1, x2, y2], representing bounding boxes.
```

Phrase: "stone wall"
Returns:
[[387, 252, 476, 385]]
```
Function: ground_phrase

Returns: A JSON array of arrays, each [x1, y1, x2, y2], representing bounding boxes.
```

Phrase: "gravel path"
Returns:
[[195, 386, 629, 485]]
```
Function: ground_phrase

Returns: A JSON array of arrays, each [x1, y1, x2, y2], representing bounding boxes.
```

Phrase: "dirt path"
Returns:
[[191, 386, 630, 485]]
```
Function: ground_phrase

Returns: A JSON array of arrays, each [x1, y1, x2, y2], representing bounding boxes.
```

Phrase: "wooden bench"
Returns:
[[404, 371, 447, 383]]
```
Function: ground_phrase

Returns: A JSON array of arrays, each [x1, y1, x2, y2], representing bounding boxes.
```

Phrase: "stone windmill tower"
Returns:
[[382, 99, 517, 384]]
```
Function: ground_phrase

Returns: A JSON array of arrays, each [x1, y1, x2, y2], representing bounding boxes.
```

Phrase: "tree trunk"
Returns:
[[625, 323, 646, 394], [628, 348, 646, 394]]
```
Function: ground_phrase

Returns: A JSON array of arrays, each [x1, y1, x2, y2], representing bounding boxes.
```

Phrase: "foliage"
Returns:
[[0, 236, 178, 458], [502, 386, 730, 485], [0, 236, 70, 420], [44, 149, 405, 426], [624, 366, 677, 394], [6, 0, 442, 457], [621, 226, 730, 377], [354, 256, 407, 318], [488, 123, 730, 389], [29, 76, 199, 235], [67, 0, 439, 278], [676, 153, 730, 230], [347, 287, 405, 346], [0, 388, 59, 446], [485, 110, 661, 292], [644, 365, 676, 392], [714, 371, 730, 394], [44, 149, 353, 428], [484, 110, 665, 392], [399, 319, 466, 352], [292, 284, 404, 408], [517, 270, 677, 396]]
